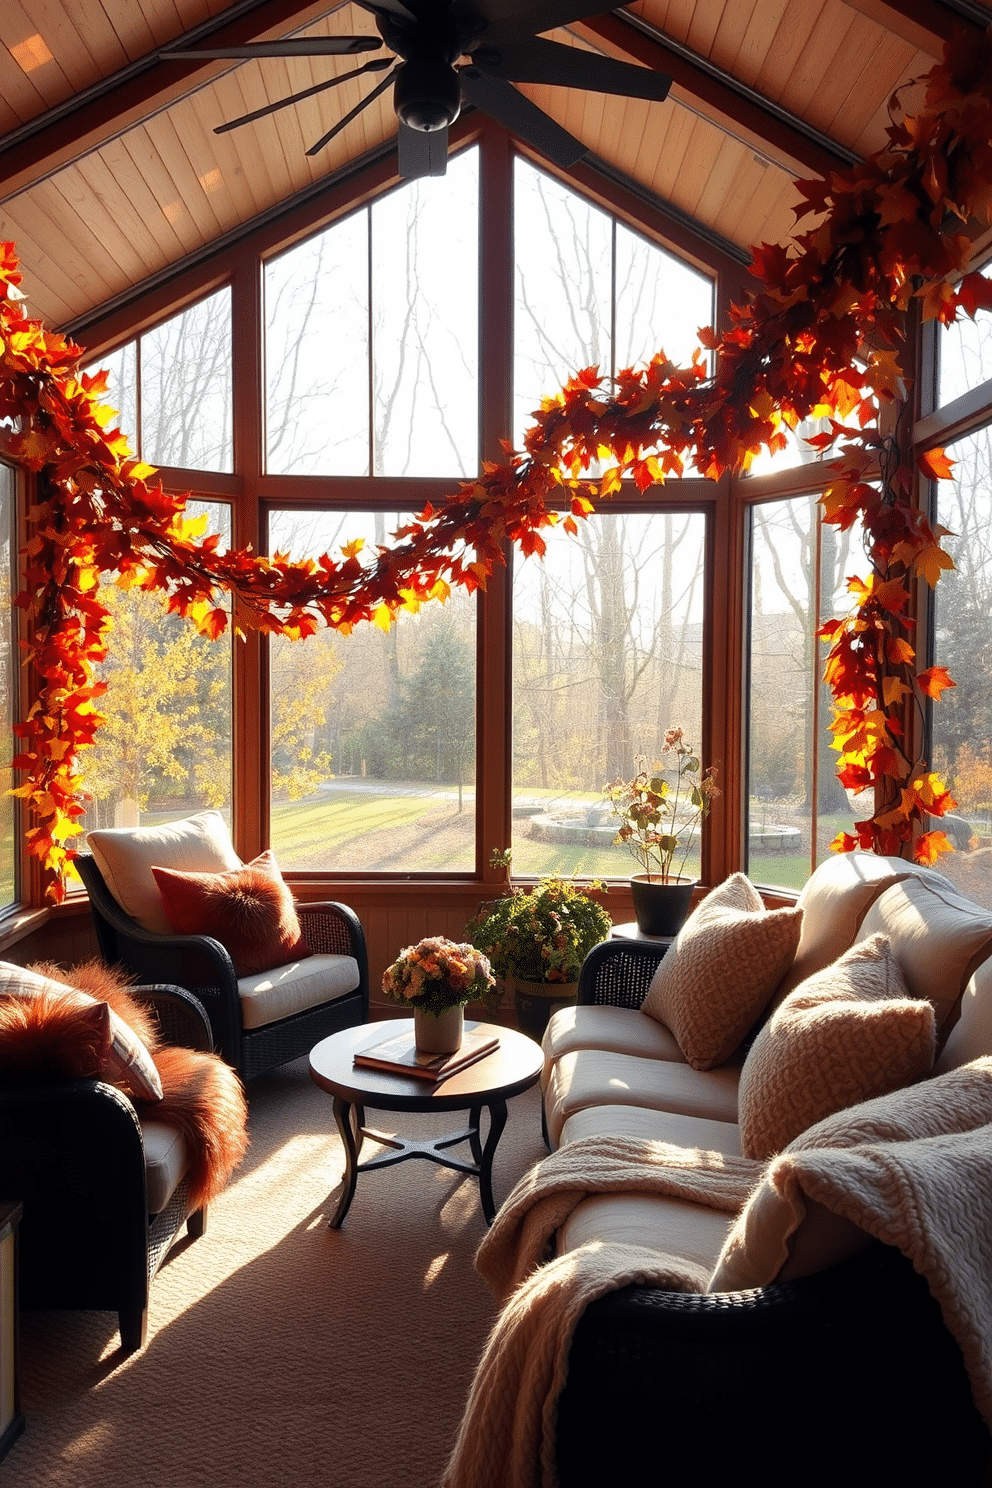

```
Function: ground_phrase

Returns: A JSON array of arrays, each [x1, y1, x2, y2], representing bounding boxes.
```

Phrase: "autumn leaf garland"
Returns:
[[2, 30, 992, 896]]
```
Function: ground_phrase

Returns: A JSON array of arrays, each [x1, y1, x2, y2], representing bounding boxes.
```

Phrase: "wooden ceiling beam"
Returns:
[[837, 0, 989, 61], [0, 0, 340, 202], [576, 12, 860, 180]]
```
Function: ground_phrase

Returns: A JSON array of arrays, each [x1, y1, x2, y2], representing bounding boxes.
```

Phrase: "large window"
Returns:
[[85, 289, 233, 472], [747, 495, 863, 889], [267, 509, 477, 873], [58, 135, 992, 914], [264, 149, 479, 478], [75, 500, 233, 839], [513, 158, 712, 447], [512, 510, 706, 878], [928, 261, 992, 908]]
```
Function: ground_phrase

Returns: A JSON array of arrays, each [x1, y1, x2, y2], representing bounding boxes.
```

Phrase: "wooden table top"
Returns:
[[309, 1020, 544, 1112]]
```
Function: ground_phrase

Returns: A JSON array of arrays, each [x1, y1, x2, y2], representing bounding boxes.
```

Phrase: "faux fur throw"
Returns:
[[443, 1241, 709, 1488], [17, 960, 248, 1209], [475, 1135, 763, 1301]]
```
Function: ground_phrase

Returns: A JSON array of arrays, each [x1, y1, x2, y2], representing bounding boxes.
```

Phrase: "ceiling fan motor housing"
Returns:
[[394, 56, 462, 132]]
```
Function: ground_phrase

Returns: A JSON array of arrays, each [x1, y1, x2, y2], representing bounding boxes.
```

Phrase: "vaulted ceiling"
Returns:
[[1, 0, 990, 335]]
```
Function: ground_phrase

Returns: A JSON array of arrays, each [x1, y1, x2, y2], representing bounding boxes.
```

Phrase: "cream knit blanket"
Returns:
[[475, 1134, 761, 1301]]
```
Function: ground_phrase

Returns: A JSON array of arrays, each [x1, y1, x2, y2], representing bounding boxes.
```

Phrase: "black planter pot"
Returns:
[[629, 876, 695, 936]]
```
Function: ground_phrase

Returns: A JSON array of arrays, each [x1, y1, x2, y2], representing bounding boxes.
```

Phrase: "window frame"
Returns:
[[26, 124, 989, 922]]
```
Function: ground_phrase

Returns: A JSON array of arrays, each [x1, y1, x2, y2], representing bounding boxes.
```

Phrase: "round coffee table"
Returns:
[[309, 1020, 543, 1227]]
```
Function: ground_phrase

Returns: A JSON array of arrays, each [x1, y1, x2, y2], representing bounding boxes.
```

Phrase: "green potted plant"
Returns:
[[604, 730, 719, 936], [466, 856, 612, 1039], [381, 936, 495, 1053]]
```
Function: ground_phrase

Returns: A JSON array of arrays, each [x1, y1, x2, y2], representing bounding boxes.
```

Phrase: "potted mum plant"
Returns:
[[381, 936, 495, 1053], [604, 729, 719, 936], [465, 857, 612, 1038]]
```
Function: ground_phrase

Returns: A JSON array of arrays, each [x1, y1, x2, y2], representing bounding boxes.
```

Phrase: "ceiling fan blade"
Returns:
[[465, 0, 616, 45], [163, 37, 382, 61], [306, 67, 398, 156], [459, 67, 586, 168], [476, 37, 672, 103], [398, 121, 449, 178], [214, 59, 394, 135]]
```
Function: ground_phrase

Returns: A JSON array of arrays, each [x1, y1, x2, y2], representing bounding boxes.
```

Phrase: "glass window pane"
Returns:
[[511, 511, 706, 879], [939, 261, 992, 407], [931, 424, 992, 911], [265, 212, 370, 476], [83, 342, 138, 454], [371, 149, 478, 477], [747, 497, 863, 889], [614, 222, 712, 372], [0, 464, 16, 908], [77, 501, 233, 837], [514, 158, 612, 448], [141, 289, 233, 472], [268, 510, 477, 872]]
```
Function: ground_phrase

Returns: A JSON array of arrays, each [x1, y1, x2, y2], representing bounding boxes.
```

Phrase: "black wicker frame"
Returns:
[[76, 851, 370, 1080], [553, 940, 992, 1478], [0, 983, 213, 1354]]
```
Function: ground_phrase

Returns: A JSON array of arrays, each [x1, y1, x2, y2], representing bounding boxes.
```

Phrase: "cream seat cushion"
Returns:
[[544, 1047, 742, 1148], [558, 1192, 735, 1272], [140, 1119, 190, 1215], [238, 955, 361, 1031], [542, 1004, 685, 1089], [560, 1102, 742, 1157], [87, 811, 241, 934]]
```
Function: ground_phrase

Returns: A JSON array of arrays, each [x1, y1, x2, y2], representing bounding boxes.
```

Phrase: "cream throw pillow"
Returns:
[[738, 934, 935, 1160], [641, 873, 803, 1071], [87, 810, 241, 934]]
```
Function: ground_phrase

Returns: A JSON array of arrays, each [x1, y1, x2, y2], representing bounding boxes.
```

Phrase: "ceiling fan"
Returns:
[[163, 1, 672, 179]]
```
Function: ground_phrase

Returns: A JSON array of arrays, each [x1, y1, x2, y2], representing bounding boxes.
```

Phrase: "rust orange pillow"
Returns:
[[152, 850, 312, 977]]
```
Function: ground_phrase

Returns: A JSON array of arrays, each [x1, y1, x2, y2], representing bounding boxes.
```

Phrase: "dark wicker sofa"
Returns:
[[545, 866, 992, 1483]]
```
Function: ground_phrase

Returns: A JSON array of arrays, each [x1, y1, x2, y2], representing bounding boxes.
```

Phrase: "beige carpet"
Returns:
[[11, 1056, 548, 1488]]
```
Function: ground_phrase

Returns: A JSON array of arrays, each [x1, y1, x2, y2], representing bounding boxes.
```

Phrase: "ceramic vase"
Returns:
[[413, 1003, 464, 1054]]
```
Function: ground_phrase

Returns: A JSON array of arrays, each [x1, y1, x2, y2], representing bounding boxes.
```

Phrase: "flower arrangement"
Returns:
[[605, 730, 719, 884], [381, 936, 495, 1016], [466, 870, 612, 986]]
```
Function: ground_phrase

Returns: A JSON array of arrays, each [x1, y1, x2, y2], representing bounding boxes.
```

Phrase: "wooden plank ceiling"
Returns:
[[0, 0, 989, 331]]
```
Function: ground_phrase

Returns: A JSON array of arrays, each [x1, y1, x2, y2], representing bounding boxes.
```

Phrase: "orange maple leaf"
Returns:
[[915, 665, 955, 700]]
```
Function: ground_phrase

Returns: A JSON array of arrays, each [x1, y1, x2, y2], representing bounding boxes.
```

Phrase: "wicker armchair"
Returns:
[[77, 851, 369, 1081], [0, 984, 212, 1354]]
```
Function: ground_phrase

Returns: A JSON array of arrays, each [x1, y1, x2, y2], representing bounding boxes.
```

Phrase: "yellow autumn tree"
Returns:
[[83, 583, 231, 824], [270, 630, 344, 800]]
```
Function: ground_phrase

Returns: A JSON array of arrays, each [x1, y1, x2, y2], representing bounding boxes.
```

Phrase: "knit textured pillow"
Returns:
[[152, 849, 311, 977], [737, 933, 936, 1160], [641, 874, 803, 1070]]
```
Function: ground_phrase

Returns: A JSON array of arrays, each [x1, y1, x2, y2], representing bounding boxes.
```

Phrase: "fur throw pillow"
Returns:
[[152, 850, 311, 976]]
